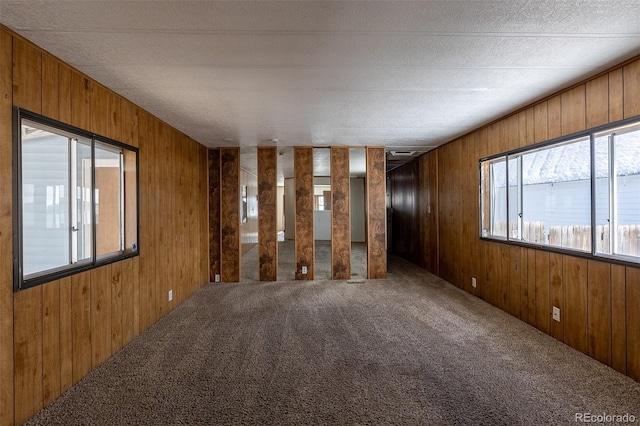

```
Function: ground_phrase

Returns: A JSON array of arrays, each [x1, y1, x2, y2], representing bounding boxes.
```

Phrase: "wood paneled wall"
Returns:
[[220, 148, 241, 282], [1, 27, 209, 425], [389, 55, 640, 382], [208, 149, 221, 282], [367, 147, 387, 279], [294, 147, 314, 280], [331, 147, 351, 280], [389, 160, 419, 264], [258, 147, 278, 281]]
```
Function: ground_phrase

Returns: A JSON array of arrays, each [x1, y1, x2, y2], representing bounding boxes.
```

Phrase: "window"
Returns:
[[480, 117, 640, 264], [16, 109, 139, 289]]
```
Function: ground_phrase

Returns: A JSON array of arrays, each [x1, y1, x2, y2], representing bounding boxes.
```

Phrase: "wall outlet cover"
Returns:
[[552, 306, 560, 322], [215, 274, 220, 283], [302, 266, 308, 275], [168, 290, 173, 301], [472, 277, 477, 288]]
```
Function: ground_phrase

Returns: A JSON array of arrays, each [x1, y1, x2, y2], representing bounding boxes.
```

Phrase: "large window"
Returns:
[[480, 118, 640, 263], [16, 109, 139, 289]]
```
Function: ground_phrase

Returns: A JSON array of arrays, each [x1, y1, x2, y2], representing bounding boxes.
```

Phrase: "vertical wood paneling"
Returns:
[[587, 261, 612, 365], [70, 71, 90, 130], [110, 262, 123, 354], [547, 95, 562, 139], [258, 147, 278, 281], [586, 74, 609, 128], [626, 267, 640, 381], [0, 27, 14, 426], [295, 147, 314, 280], [71, 271, 91, 384], [524, 107, 535, 146], [41, 53, 59, 119], [42, 280, 61, 406], [220, 147, 240, 282], [91, 265, 111, 368], [58, 64, 71, 124], [526, 249, 536, 326], [611, 265, 627, 374], [533, 101, 548, 143], [132, 257, 141, 338], [516, 111, 527, 148], [367, 147, 387, 279], [508, 246, 524, 318], [535, 251, 550, 334], [623, 59, 640, 118], [137, 111, 153, 331], [549, 253, 563, 341], [331, 147, 351, 280], [121, 258, 135, 345], [609, 68, 624, 122], [563, 257, 588, 354], [12, 37, 41, 112], [14, 286, 43, 425], [209, 149, 221, 281], [59, 277, 72, 393], [561, 85, 586, 135], [90, 83, 109, 135]]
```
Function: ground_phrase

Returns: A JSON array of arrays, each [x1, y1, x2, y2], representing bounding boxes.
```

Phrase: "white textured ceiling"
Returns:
[[2, 1, 640, 169]]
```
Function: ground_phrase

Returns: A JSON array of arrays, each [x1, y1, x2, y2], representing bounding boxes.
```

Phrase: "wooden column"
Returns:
[[295, 147, 314, 280], [208, 149, 221, 282], [220, 148, 240, 282], [258, 147, 278, 281], [366, 147, 387, 279], [331, 147, 350, 280]]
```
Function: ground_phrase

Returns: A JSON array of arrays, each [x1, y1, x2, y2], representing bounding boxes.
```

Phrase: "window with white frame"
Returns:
[[480, 118, 640, 263], [16, 109, 139, 289]]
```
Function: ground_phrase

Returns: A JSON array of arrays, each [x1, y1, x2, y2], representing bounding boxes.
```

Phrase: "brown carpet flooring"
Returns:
[[26, 255, 640, 425]]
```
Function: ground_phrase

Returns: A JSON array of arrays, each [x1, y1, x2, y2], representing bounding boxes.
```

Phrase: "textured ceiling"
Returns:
[[2, 1, 640, 173]]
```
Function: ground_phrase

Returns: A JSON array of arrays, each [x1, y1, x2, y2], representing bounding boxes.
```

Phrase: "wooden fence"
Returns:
[[493, 222, 640, 256]]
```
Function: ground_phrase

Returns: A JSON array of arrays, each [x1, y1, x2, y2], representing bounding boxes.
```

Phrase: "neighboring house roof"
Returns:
[[492, 132, 640, 187]]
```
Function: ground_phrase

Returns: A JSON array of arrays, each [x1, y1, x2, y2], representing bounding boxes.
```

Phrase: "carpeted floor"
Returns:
[[26, 255, 640, 425]]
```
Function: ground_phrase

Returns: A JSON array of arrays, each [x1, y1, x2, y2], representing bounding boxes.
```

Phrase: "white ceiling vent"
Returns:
[[389, 151, 416, 157]]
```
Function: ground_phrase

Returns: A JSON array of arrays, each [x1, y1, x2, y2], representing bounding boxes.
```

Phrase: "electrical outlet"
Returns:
[[168, 290, 173, 301], [214, 274, 220, 283], [552, 306, 560, 322], [472, 277, 477, 288], [302, 266, 308, 275]]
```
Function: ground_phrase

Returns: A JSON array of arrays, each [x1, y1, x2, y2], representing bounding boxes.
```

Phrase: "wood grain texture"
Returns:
[[627, 267, 640, 381], [508, 246, 524, 318], [609, 68, 624, 122], [0, 27, 14, 426], [587, 261, 611, 366], [547, 95, 562, 139], [516, 111, 527, 148], [58, 64, 71, 124], [535, 251, 550, 334], [549, 253, 563, 341], [209, 149, 221, 281], [42, 280, 61, 406], [71, 70, 90, 130], [121, 258, 135, 345], [563, 257, 588, 354], [526, 249, 536, 326], [561, 85, 586, 135], [220, 147, 241, 282], [41, 53, 59, 119], [331, 147, 351, 280], [91, 265, 112, 369], [71, 271, 91, 384], [91, 83, 109, 135], [295, 147, 314, 280], [367, 147, 387, 279], [111, 262, 123, 354], [14, 286, 43, 426], [12, 37, 41, 112], [611, 265, 627, 374], [258, 147, 278, 281], [533, 101, 548, 143], [524, 108, 535, 146], [623, 59, 640, 118], [586, 74, 609, 128], [59, 276, 73, 393]]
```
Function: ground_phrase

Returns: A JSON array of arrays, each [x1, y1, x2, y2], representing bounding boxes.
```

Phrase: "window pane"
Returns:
[[613, 127, 640, 258], [521, 137, 591, 250], [95, 142, 123, 256], [480, 157, 507, 238], [124, 149, 138, 252], [594, 134, 610, 254], [75, 139, 93, 262], [508, 156, 520, 240], [21, 123, 70, 276]]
